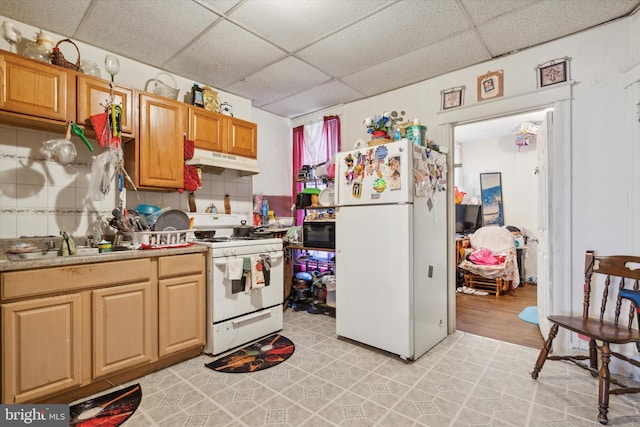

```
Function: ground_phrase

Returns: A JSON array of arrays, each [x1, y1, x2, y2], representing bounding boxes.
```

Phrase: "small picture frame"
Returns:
[[477, 70, 503, 102], [537, 58, 571, 87], [441, 86, 465, 110]]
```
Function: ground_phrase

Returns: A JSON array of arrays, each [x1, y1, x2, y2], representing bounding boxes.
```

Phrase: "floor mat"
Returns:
[[69, 383, 141, 427], [518, 306, 539, 324], [205, 334, 295, 373]]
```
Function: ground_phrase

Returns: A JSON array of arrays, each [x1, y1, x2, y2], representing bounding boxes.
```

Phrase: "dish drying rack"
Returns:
[[124, 229, 195, 248]]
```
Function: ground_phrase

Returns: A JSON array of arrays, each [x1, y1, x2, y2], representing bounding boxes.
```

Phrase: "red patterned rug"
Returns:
[[69, 383, 141, 427], [205, 334, 295, 373]]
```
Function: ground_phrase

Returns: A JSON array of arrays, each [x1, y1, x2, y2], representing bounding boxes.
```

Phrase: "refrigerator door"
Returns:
[[336, 203, 413, 358], [336, 139, 413, 206]]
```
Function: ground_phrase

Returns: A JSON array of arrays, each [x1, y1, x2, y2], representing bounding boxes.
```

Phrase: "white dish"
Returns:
[[318, 186, 335, 207], [153, 209, 190, 231]]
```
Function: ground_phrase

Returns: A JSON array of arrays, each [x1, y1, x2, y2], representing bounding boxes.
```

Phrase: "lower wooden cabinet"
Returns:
[[0, 252, 206, 404], [2, 294, 83, 403], [158, 253, 206, 357], [92, 281, 154, 378]]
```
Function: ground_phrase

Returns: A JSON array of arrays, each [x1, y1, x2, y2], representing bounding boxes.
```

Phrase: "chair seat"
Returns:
[[549, 315, 640, 344]]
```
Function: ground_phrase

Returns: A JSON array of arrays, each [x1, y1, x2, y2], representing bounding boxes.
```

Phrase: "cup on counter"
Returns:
[[98, 240, 112, 253]]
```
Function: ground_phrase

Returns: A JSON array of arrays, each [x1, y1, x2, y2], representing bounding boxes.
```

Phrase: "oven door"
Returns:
[[211, 250, 284, 322]]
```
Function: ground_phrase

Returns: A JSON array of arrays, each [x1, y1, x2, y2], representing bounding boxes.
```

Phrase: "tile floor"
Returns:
[[78, 310, 640, 426]]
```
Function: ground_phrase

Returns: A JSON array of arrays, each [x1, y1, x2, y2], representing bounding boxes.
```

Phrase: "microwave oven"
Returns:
[[302, 221, 335, 249]]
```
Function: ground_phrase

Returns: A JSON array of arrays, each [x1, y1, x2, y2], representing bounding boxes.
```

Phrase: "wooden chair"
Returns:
[[531, 250, 640, 425]]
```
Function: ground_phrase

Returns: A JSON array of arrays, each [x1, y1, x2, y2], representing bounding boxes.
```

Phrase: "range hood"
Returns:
[[187, 148, 260, 176]]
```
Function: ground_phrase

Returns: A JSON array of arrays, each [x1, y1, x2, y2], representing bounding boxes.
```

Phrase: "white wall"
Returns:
[[251, 108, 292, 196]]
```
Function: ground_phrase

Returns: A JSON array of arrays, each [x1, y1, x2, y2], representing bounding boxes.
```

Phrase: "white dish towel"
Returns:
[[225, 258, 244, 280]]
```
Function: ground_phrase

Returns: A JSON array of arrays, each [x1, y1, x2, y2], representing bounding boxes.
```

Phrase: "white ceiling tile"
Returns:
[[228, 0, 391, 51], [478, 0, 640, 56], [342, 30, 491, 96], [76, 0, 218, 65], [261, 80, 364, 119], [199, 0, 244, 14], [225, 57, 332, 106], [0, 0, 637, 119], [297, 0, 469, 78], [165, 20, 286, 87], [460, 0, 536, 25], [0, 0, 91, 37]]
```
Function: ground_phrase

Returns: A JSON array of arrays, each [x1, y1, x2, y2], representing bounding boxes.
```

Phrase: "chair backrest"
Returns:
[[583, 250, 640, 333], [469, 226, 515, 253]]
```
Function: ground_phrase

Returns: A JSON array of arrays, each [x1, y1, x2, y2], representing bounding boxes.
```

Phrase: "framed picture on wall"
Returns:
[[441, 86, 465, 110], [477, 70, 503, 102], [480, 172, 504, 226], [537, 58, 571, 87]]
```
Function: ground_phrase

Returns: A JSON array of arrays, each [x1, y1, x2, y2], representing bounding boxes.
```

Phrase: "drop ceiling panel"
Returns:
[[342, 30, 492, 97], [0, 0, 91, 37], [225, 56, 332, 107], [229, 0, 391, 52], [0, 0, 637, 119], [77, 0, 219, 65], [460, 0, 539, 25], [165, 19, 286, 87], [297, 0, 469, 78], [200, 0, 244, 14], [478, 0, 640, 57], [262, 80, 364, 119]]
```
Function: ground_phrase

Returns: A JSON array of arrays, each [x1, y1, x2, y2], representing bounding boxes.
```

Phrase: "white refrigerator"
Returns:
[[335, 139, 448, 360]]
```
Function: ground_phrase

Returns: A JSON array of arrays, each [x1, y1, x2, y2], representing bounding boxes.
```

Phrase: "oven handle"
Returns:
[[213, 253, 283, 266], [232, 310, 271, 325]]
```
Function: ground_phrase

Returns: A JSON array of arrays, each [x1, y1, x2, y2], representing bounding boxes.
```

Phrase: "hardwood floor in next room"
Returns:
[[456, 282, 545, 349]]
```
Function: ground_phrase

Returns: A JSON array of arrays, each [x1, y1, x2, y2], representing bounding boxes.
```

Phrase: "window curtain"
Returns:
[[292, 116, 341, 226]]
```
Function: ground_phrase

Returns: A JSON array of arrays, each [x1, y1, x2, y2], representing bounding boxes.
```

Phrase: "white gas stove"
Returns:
[[189, 213, 284, 355]]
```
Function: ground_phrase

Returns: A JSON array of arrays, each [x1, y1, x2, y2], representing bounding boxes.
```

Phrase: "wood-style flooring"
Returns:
[[455, 282, 545, 349]]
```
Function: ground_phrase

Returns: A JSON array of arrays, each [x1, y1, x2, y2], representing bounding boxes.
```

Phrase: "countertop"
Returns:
[[0, 245, 208, 272]]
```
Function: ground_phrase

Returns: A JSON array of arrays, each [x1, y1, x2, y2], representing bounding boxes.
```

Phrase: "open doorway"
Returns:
[[453, 110, 547, 348]]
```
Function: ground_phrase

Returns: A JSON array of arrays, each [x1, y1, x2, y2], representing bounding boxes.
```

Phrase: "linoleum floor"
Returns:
[[76, 310, 640, 426]]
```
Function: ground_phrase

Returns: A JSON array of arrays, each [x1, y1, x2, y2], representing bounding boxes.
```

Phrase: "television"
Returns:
[[455, 204, 483, 235]]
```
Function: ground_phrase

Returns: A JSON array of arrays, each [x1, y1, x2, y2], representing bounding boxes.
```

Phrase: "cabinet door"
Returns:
[[76, 75, 134, 135], [137, 92, 185, 189], [0, 53, 71, 122], [92, 282, 155, 378], [226, 116, 257, 158], [158, 274, 205, 357], [2, 294, 82, 403], [189, 107, 224, 151]]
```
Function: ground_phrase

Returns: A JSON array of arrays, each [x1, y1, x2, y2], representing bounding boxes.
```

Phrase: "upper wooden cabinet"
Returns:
[[76, 74, 135, 137], [189, 107, 224, 152], [0, 52, 73, 124], [125, 92, 186, 190], [189, 107, 257, 159], [227, 116, 257, 158]]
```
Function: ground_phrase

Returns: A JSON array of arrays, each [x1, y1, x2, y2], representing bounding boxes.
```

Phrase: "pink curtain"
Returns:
[[292, 126, 305, 225], [323, 115, 341, 156], [292, 116, 341, 226]]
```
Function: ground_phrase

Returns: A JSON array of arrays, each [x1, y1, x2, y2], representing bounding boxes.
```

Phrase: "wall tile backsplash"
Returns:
[[0, 124, 253, 239]]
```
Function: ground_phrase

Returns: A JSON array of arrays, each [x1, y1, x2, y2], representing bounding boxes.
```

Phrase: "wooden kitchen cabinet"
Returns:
[[189, 107, 257, 158], [1, 252, 205, 404], [189, 107, 224, 152], [2, 294, 83, 403], [0, 51, 73, 126], [76, 74, 135, 136], [125, 92, 186, 190], [92, 281, 155, 378], [227, 116, 257, 158], [157, 253, 205, 357]]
